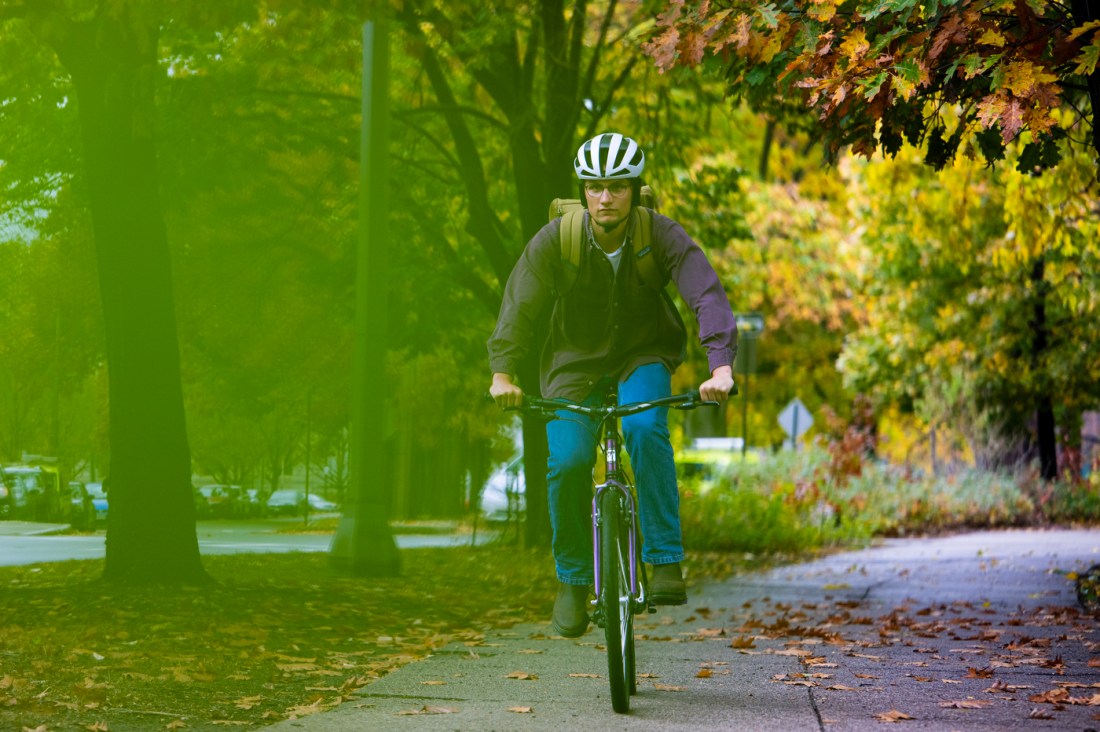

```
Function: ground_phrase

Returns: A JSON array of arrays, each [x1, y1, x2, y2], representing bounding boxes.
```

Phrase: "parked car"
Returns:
[[265, 489, 338, 517], [480, 456, 525, 522], [0, 466, 63, 522], [67, 481, 96, 531], [84, 482, 109, 526], [195, 484, 247, 519]]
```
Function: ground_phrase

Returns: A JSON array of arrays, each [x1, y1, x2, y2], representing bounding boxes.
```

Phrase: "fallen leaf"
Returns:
[[874, 710, 916, 722], [939, 700, 991, 709], [730, 636, 756, 649], [508, 706, 533, 713], [166, 721, 187, 730], [854, 673, 879, 679], [505, 672, 538, 680], [1029, 688, 1070, 704], [420, 680, 446, 685], [696, 669, 713, 678], [234, 695, 263, 710], [1028, 707, 1054, 720], [654, 684, 686, 692], [85, 724, 109, 732], [965, 667, 994, 678], [396, 705, 459, 715], [826, 684, 859, 691], [569, 673, 600, 679]]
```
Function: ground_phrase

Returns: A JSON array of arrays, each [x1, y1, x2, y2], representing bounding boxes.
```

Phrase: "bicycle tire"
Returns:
[[600, 489, 633, 713]]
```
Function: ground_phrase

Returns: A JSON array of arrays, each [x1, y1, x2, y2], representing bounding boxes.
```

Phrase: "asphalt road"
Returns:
[[0, 519, 488, 566]]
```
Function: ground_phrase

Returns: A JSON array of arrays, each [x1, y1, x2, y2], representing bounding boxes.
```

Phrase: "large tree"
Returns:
[[0, 1, 215, 583]]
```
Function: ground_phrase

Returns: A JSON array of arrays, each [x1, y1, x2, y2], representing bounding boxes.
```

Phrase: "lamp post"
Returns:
[[329, 17, 400, 576], [734, 313, 765, 462]]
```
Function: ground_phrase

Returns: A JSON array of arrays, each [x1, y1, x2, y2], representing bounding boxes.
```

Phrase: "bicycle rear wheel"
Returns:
[[600, 489, 634, 713]]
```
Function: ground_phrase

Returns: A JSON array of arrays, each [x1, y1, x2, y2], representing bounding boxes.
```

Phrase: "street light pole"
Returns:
[[329, 17, 400, 576], [734, 314, 765, 462]]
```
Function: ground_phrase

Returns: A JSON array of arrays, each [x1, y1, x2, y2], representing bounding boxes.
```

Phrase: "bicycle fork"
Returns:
[[594, 479, 651, 620]]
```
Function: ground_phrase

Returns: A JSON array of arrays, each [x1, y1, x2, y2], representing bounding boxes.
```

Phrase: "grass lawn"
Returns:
[[0, 541, 763, 731]]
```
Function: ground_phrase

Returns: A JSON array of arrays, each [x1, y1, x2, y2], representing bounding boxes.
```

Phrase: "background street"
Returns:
[[0, 520, 486, 566]]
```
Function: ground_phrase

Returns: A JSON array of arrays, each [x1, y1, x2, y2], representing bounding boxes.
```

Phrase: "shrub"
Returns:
[[680, 445, 1038, 554]]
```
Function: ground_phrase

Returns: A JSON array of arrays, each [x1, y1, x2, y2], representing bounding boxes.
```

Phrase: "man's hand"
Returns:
[[699, 365, 735, 403], [489, 372, 524, 408]]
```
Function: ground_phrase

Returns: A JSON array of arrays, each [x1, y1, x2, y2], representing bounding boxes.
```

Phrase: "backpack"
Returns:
[[548, 185, 666, 294]]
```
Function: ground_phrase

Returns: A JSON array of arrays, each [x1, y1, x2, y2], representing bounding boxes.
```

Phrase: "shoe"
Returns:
[[649, 562, 687, 605], [551, 582, 590, 637]]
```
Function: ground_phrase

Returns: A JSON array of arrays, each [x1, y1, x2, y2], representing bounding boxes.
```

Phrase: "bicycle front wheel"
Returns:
[[600, 489, 634, 713]]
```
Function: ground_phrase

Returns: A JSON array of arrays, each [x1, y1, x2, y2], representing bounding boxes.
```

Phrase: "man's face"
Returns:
[[584, 179, 632, 232]]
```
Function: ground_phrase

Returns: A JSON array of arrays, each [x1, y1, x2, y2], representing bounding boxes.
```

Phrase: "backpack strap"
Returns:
[[552, 199, 665, 294], [632, 206, 666, 291], [552, 198, 585, 295]]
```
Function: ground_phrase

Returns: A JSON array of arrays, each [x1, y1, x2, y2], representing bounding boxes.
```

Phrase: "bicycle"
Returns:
[[509, 389, 723, 713]]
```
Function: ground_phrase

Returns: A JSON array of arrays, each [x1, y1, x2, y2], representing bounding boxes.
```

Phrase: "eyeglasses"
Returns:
[[584, 181, 632, 198]]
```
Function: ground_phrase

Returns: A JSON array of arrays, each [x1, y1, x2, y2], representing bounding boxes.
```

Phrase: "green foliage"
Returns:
[[680, 445, 1039, 554], [837, 130, 1100, 466]]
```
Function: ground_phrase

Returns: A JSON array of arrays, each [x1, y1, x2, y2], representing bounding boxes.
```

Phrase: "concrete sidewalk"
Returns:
[[267, 529, 1100, 731], [0, 520, 69, 536]]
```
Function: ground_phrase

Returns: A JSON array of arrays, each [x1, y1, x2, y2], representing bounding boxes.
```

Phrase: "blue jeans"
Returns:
[[546, 363, 683, 585]]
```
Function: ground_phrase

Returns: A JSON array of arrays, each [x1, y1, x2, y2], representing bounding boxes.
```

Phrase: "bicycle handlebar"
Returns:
[[504, 391, 722, 421]]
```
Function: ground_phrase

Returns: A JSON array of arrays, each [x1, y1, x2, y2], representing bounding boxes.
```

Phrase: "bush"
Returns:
[[680, 445, 1038, 554]]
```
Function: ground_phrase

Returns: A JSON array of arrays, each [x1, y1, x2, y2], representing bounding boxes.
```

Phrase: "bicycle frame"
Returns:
[[503, 388, 726, 714], [592, 414, 642, 607]]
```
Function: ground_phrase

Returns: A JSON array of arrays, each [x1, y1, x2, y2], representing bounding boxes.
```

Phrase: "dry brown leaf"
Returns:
[[85, 723, 109, 732], [965, 667, 994, 678], [234, 695, 263, 710], [638, 672, 659, 678], [874, 710, 916, 722], [1029, 688, 1070, 704], [569, 673, 600, 678], [420, 680, 446, 685], [826, 684, 859, 691], [1089, 657, 1100, 668], [1028, 707, 1055, 720], [696, 669, 713, 678], [396, 705, 459, 715], [165, 721, 187, 730], [939, 700, 991, 709], [654, 684, 686, 692], [854, 673, 879, 679], [508, 706, 533, 713], [730, 635, 756, 649], [505, 671, 538, 680]]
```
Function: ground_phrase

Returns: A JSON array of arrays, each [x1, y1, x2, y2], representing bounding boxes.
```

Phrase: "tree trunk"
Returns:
[[1071, 0, 1100, 162], [57, 16, 207, 584], [1030, 257, 1058, 481]]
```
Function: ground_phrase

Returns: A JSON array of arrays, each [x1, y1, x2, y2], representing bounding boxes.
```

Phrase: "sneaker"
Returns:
[[551, 582, 590, 637], [649, 562, 687, 605]]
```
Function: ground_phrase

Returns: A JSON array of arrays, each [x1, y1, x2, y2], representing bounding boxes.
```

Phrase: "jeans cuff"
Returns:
[[557, 575, 593, 586], [644, 554, 684, 566]]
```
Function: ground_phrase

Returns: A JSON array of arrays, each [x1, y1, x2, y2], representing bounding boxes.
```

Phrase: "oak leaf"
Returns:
[[874, 709, 916, 722]]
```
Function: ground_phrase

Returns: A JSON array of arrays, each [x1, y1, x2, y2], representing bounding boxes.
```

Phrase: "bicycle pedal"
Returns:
[[647, 604, 657, 614]]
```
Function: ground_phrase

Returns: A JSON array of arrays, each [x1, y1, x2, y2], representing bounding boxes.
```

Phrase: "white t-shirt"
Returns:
[[603, 246, 624, 275]]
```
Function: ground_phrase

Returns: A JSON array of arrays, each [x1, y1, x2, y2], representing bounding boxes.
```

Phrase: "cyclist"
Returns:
[[488, 132, 737, 637]]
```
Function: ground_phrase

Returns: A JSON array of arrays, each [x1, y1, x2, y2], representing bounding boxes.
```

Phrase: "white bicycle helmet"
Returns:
[[573, 133, 646, 180]]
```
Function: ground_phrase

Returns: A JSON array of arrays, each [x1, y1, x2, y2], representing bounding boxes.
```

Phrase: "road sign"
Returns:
[[778, 398, 813, 450]]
